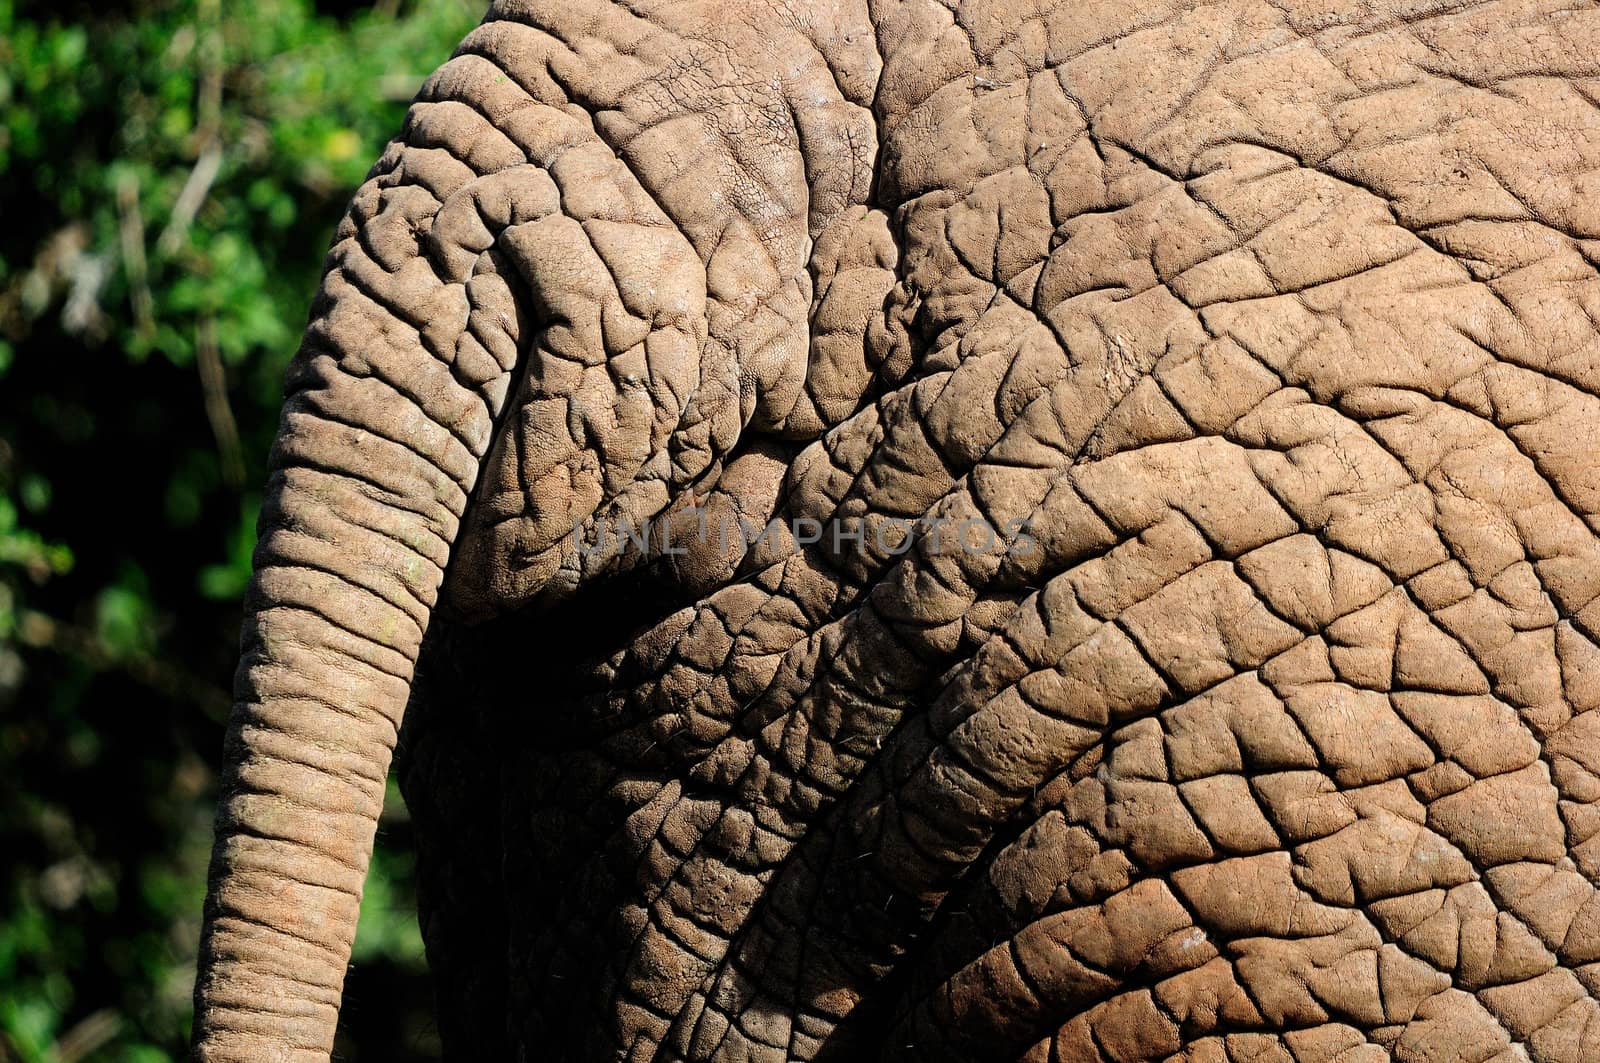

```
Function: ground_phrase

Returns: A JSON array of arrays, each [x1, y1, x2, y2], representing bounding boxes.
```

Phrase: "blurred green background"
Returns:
[[0, 1, 485, 1058]]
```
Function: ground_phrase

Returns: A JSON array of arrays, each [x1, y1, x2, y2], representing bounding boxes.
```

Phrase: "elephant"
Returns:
[[190, 0, 1600, 1059]]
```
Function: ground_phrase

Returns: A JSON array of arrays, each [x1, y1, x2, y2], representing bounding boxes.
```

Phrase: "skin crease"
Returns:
[[189, 0, 1600, 1060]]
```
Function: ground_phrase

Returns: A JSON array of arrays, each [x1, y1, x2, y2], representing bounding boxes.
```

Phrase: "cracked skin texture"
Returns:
[[188, 0, 1600, 1060]]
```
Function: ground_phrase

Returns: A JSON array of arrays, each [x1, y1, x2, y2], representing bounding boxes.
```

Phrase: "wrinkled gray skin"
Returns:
[[193, 1, 1600, 1060]]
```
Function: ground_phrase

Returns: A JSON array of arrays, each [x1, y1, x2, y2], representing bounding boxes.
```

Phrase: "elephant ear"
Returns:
[[435, 0, 887, 617]]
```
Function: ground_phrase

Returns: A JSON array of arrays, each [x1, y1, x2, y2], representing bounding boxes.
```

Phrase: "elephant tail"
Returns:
[[187, 57, 602, 1063]]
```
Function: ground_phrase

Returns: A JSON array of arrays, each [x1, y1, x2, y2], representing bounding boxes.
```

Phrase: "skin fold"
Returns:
[[192, 0, 1600, 1059]]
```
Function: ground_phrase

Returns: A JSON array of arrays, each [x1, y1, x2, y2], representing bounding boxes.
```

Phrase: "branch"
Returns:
[[114, 174, 155, 336], [195, 315, 246, 488], [156, 144, 222, 255]]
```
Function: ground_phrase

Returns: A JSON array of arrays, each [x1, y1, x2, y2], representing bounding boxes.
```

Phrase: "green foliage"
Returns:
[[0, 1, 482, 1058]]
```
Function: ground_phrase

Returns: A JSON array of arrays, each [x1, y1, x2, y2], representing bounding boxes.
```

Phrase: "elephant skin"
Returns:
[[193, 0, 1600, 1060]]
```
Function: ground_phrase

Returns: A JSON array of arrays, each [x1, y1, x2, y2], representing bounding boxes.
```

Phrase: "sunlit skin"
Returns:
[[195, 1, 1600, 1059]]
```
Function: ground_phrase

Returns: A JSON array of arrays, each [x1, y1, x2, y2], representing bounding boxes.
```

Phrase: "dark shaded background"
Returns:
[[0, 1, 485, 1058]]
